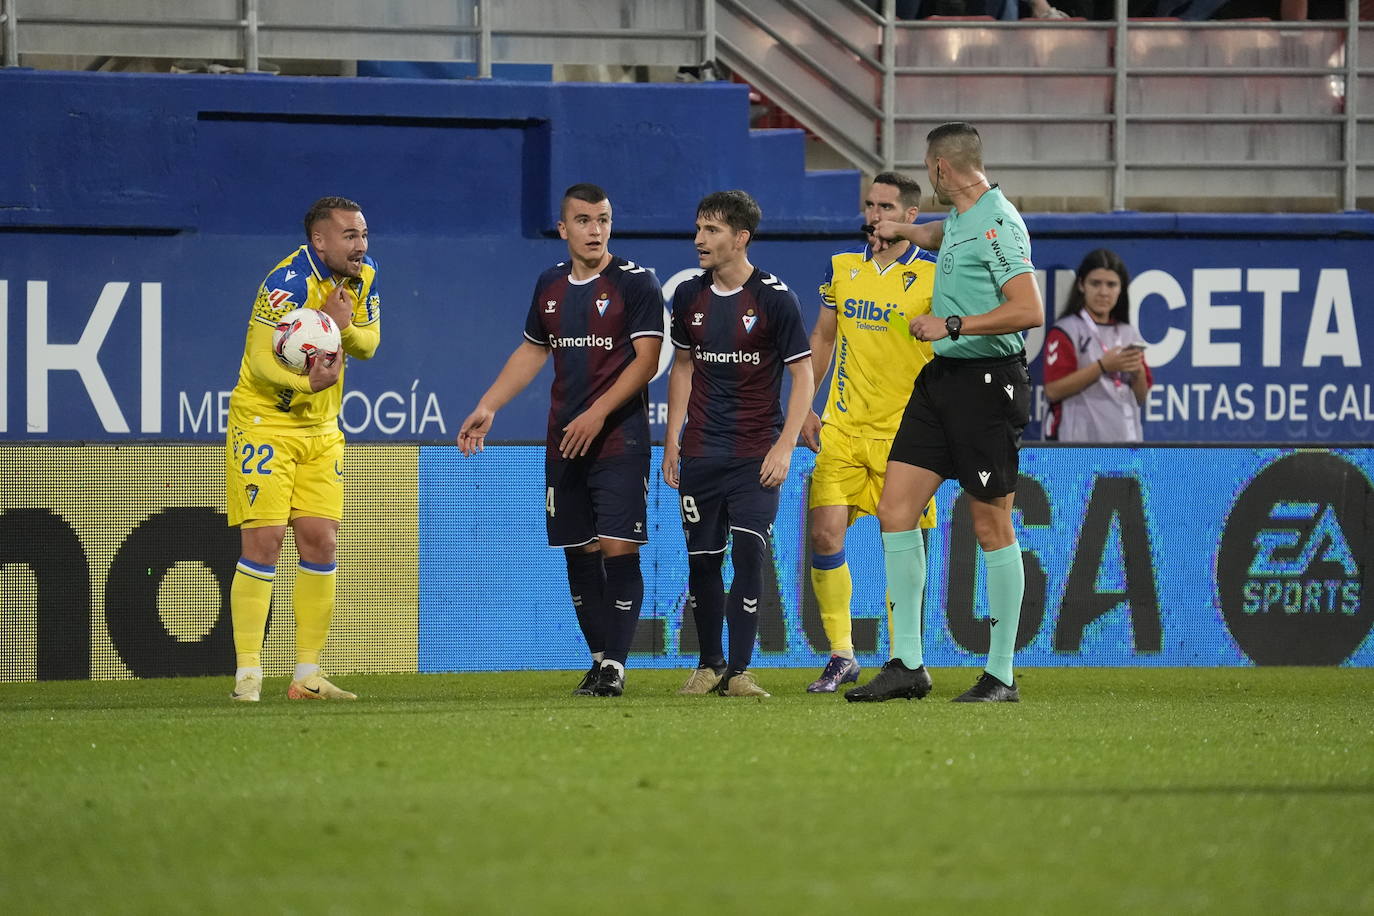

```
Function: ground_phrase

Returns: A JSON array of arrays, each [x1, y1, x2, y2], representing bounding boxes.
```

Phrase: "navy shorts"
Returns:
[[888, 352, 1031, 499], [677, 457, 780, 554], [545, 453, 649, 548]]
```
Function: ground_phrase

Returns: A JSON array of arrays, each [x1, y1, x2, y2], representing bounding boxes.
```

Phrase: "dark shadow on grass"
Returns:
[[1005, 784, 1374, 797]]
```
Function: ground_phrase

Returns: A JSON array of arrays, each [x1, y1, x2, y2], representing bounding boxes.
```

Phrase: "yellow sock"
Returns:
[[293, 560, 337, 665], [231, 560, 276, 668], [810, 553, 853, 656]]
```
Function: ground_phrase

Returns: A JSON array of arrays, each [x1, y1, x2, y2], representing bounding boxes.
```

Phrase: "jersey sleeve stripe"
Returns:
[[783, 348, 813, 363], [630, 329, 665, 339], [523, 331, 548, 346]]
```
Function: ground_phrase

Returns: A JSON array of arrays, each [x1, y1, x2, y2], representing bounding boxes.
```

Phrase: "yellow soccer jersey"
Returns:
[[818, 243, 936, 439], [228, 245, 382, 436]]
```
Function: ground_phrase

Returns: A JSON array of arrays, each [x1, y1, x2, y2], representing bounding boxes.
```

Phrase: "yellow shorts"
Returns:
[[808, 424, 935, 528], [226, 425, 345, 528]]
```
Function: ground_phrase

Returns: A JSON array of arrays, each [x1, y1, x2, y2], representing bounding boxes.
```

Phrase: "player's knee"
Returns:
[[293, 526, 337, 564], [876, 493, 916, 533], [730, 532, 767, 582], [240, 525, 286, 566], [971, 510, 1015, 551], [600, 539, 639, 559], [564, 545, 600, 561], [688, 551, 723, 581], [809, 524, 845, 555], [688, 553, 725, 600]]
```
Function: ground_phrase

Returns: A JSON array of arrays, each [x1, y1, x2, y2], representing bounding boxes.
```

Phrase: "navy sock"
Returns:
[[564, 549, 606, 656], [602, 553, 643, 665], [687, 551, 727, 670], [725, 534, 766, 678]]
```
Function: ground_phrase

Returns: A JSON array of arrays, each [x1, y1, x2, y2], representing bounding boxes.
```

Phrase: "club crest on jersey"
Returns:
[[903, 271, 917, 291], [849, 267, 861, 280], [692, 312, 704, 326], [544, 300, 557, 313], [595, 293, 610, 317], [245, 484, 259, 506], [742, 309, 757, 333]]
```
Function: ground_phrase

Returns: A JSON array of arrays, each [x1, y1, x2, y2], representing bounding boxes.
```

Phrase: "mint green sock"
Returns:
[[881, 529, 925, 668], [983, 542, 1025, 685]]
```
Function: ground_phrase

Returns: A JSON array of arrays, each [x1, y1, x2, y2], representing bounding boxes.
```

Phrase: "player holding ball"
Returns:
[[224, 196, 382, 703]]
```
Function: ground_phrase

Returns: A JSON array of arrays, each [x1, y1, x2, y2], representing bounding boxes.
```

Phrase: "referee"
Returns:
[[854, 121, 1044, 703]]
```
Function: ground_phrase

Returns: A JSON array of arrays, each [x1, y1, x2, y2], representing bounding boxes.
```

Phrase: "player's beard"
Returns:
[[327, 253, 363, 278]]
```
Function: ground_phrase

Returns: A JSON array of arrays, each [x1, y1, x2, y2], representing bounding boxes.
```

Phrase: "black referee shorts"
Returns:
[[888, 352, 1031, 499]]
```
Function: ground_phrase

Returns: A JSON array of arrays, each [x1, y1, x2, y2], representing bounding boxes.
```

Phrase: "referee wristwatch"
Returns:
[[945, 315, 962, 341]]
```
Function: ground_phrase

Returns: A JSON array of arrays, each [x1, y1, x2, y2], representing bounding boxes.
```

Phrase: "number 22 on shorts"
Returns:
[[239, 442, 275, 475]]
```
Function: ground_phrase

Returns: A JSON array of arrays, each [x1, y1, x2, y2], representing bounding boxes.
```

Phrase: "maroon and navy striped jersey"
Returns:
[[670, 267, 811, 459], [523, 255, 664, 458]]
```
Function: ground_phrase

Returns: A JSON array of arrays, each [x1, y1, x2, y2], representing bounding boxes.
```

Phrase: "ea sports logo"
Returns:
[[1216, 453, 1371, 665]]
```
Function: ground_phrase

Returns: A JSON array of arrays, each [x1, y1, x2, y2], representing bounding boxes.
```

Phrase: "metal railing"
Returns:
[[710, 0, 1370, 211], [882, 8, 1369, 211], [1, 0, 1369, 210], [0, 0, 708, 73]]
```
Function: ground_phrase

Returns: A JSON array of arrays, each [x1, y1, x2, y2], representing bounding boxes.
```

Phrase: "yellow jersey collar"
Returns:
[[303, 244, 331, 282], [862, 240, 922, 266]]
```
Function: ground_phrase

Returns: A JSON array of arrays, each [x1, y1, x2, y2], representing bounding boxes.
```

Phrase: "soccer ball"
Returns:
[[273, 307, 341, 372]]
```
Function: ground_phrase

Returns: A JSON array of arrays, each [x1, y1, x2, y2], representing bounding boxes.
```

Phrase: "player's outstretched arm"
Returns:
[[762, 358, 815, 488], [560, 335, 662, 459], [456, 341, 548, 456], [872, 218, 943, 254], [801, 305, 837, 452], [661, 347, 694, 490]]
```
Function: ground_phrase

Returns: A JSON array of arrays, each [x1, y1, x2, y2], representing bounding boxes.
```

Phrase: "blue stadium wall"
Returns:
[[1, 71, 1370, 679], [4, 444, 1371, 680]]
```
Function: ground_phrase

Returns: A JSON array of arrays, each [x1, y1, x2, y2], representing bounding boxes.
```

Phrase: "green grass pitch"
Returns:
[[3, 667, 1372, 914]]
